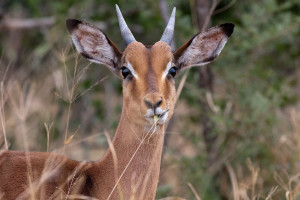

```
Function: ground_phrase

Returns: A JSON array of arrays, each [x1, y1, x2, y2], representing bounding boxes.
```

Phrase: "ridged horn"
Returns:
[[116, 4, 136, 45], [160, 7, 176, 45]]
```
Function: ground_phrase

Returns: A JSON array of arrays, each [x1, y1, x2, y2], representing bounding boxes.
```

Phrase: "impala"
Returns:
[[0, 5, 234, 200]]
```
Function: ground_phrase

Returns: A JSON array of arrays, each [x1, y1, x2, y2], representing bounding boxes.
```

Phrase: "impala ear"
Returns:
[[173, 23, 234, 70], [66, 19, 122, 73]]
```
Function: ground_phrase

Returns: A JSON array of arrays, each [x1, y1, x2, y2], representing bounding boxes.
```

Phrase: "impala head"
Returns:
[[66, 5, 234, 127]]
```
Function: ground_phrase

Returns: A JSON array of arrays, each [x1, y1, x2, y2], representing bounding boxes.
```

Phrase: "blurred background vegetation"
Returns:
[[1, 0, 300, 199]]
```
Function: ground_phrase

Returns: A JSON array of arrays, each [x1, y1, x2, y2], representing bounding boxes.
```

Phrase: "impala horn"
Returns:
[[116, 5, 136, 45], [160, 7, 176, 46]]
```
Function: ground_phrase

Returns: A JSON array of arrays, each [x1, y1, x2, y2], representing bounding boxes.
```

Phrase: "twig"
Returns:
[[0, 63, 10, 150], [187, 182, 202, 200], [0, 17, 55, 30], [72, 76, 108, 103], [213, 0, 236, 15], [206, 91, 220, 113], [226, 162, 240, 200], [201, 0, 218, 32], [175, 68, 190, 103], [44, 122, 53, 152], [158, 0, 169, 25]]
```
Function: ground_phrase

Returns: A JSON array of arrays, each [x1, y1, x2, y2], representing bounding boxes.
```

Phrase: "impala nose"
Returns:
[[144, 99, 162, 110], [143, 93, 163, 112]]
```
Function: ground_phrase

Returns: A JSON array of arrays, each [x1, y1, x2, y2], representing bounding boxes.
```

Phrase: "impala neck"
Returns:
[[92, 106, 165, 199]]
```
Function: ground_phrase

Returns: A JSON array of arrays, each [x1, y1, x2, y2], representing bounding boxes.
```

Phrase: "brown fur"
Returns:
[[0, 19, 233, 199]]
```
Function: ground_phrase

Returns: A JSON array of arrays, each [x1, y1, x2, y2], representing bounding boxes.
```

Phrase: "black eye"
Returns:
[[121, 67, 132, 79], [168, 67, 177, 77]]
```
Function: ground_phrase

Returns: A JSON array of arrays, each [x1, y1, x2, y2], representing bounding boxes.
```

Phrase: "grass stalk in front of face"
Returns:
[[0, 64, 10, 150]]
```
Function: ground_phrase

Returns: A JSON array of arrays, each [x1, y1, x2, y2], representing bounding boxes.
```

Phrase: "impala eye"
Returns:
[[121, 67, 132, 79], [168, 67, 177, 77]]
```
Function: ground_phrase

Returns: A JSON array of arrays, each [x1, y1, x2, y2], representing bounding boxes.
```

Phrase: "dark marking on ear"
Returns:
[[66, 19, 82, 34], [202, 54, 218, 63], [81, 52, 93, 60], [113, 61, 118, 69], [220, 23, 235, 38], [102, 31, 122, 59], [187, 34, 197, 46], [173, 33, 198, 60]]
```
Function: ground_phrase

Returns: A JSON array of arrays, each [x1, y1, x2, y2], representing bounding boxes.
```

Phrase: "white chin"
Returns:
[[145, 112, 168, 125]]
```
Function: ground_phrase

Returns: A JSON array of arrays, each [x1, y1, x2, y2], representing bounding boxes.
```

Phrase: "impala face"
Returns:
[[121, 41, 176, 125], [66, 5, 234, 127]]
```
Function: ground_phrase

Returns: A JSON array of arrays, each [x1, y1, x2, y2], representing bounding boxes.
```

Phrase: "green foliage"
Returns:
[[177, 0, 300, 199]]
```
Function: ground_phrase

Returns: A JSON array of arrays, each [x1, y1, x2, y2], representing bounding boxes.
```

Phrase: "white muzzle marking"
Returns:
[[144, 107, 168, 125]]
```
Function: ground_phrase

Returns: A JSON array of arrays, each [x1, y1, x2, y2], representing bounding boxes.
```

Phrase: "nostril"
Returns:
[[154, 99, 162, 108], [144, 99, 154, 109]]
